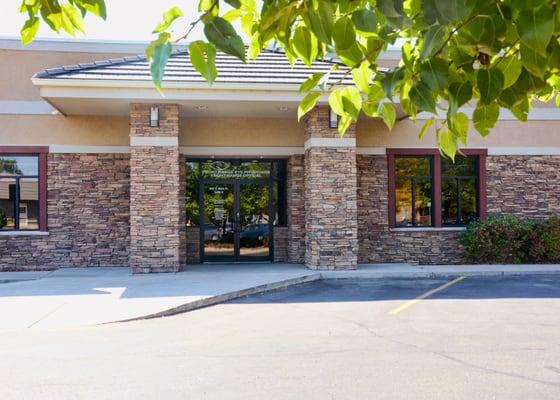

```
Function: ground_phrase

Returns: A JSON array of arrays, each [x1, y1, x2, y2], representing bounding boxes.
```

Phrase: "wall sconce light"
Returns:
[[149, 106, 159, 127], [329, 107, 338, 129]]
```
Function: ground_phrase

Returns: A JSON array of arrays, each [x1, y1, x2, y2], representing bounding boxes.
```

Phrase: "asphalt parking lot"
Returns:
[[1, 275, 559, 399]]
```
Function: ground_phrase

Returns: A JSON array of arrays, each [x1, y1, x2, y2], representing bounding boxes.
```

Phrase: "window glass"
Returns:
[[395, 157, 431, 177], [441, 179, 458, 225], [442, 156, 476, 176], [186, 162, 200, 226], [461, 179, 478, 224], [201, 160, 271, 179], [0, 156, 38, 176], [18, 178, 39, 230], [395, 156, 432, 227], [415, 178, 432, 226], [395, 178, 412, 227], [0, 177, 16, 230]]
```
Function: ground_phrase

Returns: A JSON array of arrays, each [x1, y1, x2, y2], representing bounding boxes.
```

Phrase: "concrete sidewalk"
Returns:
[[1, 263, 560, 330]]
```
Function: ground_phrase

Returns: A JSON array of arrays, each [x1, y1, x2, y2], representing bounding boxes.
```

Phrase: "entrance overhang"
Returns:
[[32, 78, 408, 119]]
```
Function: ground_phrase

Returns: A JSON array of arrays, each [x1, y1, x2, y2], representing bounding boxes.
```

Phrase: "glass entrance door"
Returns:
[[238, 182, 271, 260], [202, 181, 271, 262], [202, 183, 235, 260]]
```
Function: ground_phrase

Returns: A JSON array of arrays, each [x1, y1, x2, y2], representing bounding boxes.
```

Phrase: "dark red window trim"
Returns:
[[0, 146, 49, 232], [387, 148, 487, 228]]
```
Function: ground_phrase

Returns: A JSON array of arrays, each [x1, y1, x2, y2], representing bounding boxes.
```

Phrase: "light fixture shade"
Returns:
[[329, 107, 338, 129], [149, 106, 159, 127]]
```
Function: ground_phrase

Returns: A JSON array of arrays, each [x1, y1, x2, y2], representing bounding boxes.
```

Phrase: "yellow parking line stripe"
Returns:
[[388, 276, 466, 315]]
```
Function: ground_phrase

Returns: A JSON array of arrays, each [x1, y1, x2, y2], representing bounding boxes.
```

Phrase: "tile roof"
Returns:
[[34, 48, 355, 86]]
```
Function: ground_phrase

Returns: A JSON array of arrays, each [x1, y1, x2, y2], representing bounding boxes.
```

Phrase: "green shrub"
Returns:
[[541, 217, 560, 263], [460, 215, 538, 264], [460, 214, 560, 264], [0, 208, 6, 229]]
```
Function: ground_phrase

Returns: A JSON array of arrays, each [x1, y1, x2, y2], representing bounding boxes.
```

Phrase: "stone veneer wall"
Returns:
[[357, 155, 464, 264], [287, 154, 305, 263], [129, 104, 181, 273], [304, 107, 358, 269], [0, 153, 130, 271], [487, 155, 560, 217], [273, 226, 288, 262], [185, 227, 200, 264]]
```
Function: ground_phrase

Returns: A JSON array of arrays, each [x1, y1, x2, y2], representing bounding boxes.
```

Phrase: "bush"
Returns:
[[460, 215, 538, 264], [460, 214, 560, 264], [0, 208, 6, 229], [541, 217, 560, 263]]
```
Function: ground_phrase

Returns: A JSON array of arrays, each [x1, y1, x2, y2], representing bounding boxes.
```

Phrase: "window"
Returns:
[[0, 147, 48, 232], [185, 159, 288, 227], [388, 149, 486, 228]]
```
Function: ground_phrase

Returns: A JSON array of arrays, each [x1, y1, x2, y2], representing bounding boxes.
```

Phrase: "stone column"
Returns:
[[303, 107, 358, 270], [129, 104, 182, 273]]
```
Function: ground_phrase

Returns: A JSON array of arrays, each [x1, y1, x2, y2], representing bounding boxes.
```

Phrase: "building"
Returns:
[[1, 37, 560, 272]]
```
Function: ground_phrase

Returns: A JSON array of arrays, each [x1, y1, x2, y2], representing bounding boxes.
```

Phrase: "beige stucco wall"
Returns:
[[0, 115, 129, 145], [356, 118, 560, 148], [1, 113, 559, 148], [0, 49, 132, 101], [180, 117, 305, 147]]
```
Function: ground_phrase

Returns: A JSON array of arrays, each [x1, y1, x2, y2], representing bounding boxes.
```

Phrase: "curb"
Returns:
[[109, 273, 321, 324], [106, 267, 560, 325]]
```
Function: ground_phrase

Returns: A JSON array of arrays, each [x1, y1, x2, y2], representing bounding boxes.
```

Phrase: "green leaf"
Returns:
[[352, 61, 372, 93], [204, 16, 246, 62], [419, 58, 449, 92], [79, 0, 106, 20], [520, 44, 547, 79], [516, 4, 554, 56], [496, 56, 522, 89], [460, 15, 506, 51], [477, 68, 504, 105], [420, 24, 446, 60], [418, 117, 435, 139], [409, 81, 437, 113], [329, 86, 362, 120], [377, 0, 407, 28], [338, 113, 353, 136], [153, 6, 184, 33], [352, 9, 377, 35], [224, 0, 241, 8], [337, 42, 364, 67], [60, 3, 85, 35], [448, 81, 472, 115], [299, 73, 325, 94], [439, 130, 458, 161], [188, 41, 217, 85], [449, 112, 469, 144], [333, 16, 356, 50], [298, 92, 322, 121], [20, 17, 40, 45], [308, 1, 334, 45], [292, 26, 318, 66], [511, 98, 530, 121], [363, 99, 379, 117], [147, 33, 172, 93], [473, 102, 499, 137], [328, 89, 345, 116], [434, 0, 475, 24], [340, 86, 363, 119], [379, 102, 396, 130], [381, 67, 404, 100], [40, 0, 62, 32]]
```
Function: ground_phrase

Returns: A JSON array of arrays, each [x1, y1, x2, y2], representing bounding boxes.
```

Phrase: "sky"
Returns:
[[0, 0, 214, 42]]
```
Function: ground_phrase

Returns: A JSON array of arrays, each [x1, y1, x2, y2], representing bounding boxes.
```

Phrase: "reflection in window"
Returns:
[[186, 162, 200, 226], [442, 157, 478, 225], [395, 157, 432, 227], [0, 155, 40, 231]]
